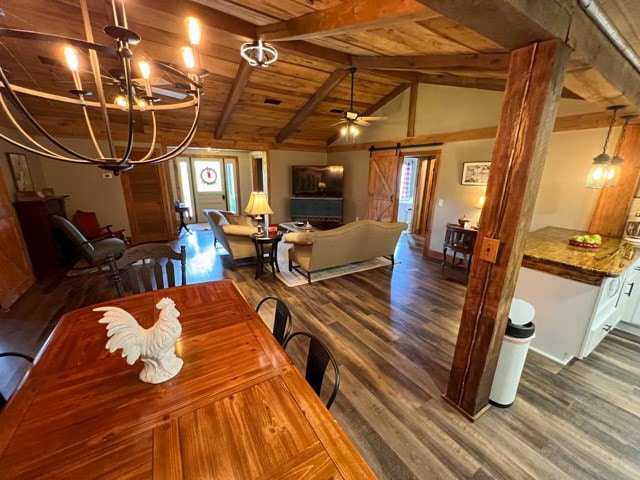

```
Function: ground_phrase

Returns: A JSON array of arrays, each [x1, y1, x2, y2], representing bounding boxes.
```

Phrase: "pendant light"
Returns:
[[605, 113, 639, 187], [586, 105, 625, 189]]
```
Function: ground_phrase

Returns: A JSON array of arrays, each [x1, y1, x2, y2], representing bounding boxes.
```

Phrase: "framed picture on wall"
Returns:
[[461, 162, 490, 186], [6, 153, 34, 192]]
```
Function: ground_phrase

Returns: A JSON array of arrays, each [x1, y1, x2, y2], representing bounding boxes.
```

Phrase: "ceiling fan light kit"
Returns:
[[337, 68, 386, 142], [0, 0, 208, 174]]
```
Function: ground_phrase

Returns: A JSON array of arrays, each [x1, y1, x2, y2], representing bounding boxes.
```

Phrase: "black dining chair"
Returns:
[[255, 296, 292, 346], [283, 331, 340, 409], [0, 352, 34, 410]]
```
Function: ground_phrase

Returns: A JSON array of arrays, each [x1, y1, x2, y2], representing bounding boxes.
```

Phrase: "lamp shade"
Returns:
[[245, 192, 273, 215]]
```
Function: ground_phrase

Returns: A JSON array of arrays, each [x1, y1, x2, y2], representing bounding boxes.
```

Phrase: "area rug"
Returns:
[[275, 242, 396, 287]]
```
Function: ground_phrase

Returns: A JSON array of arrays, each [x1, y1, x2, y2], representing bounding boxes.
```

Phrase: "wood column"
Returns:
[[445, 39, 571, 418], [407, 81, 418, 137], [589, 125, 640, 237]]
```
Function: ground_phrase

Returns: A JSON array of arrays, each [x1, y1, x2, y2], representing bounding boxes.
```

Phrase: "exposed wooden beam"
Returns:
[[276, 41, 352, 68], [415, 0, 640, 109], [276, 69, 349, 144], [407, 82, 419, 137], [589, 124, 640, 236], [327, 83, 411, 146], [327, 111, 616, 152], [446, 39, 570, 418], [257, 0, 430, 42], [215, 62, 253, 139], [352, 53, 510, 72]]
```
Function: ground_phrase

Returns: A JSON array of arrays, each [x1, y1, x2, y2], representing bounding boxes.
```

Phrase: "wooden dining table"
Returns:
[[0, 280, 375, 479]]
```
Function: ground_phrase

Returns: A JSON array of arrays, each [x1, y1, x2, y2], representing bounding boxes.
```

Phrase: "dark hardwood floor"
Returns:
[[1, 227, 639, 479]]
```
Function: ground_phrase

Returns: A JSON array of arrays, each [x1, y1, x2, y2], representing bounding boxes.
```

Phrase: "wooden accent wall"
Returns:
[[445, 39, 571, 418], [589, 125, 640, 237], [0, 168, 34, 309]]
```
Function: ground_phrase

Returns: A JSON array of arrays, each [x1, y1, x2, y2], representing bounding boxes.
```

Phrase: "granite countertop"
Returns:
[[523, 226, 640, 280]]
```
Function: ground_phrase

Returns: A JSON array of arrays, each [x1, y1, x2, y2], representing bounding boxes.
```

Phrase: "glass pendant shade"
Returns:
[[585, 153, 611, 189], [604, 156, 624, 187], [341, 123, 359, 142]]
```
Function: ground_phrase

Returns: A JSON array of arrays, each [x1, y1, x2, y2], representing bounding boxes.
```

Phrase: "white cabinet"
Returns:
[[513, 262, 637, 364], [617, 262, 640, 336]]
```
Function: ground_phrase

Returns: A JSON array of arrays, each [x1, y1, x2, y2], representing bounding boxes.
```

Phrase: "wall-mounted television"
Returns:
[[291, 165, 344, 197]]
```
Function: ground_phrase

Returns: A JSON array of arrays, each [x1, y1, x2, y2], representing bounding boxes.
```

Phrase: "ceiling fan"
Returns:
[[332, 67, 386, 140]]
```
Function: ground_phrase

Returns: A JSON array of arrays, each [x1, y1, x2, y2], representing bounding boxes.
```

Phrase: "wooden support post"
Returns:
[[589, 125, 640, 237], [445, 39, 570, 418], [407, 81, 418, 137]]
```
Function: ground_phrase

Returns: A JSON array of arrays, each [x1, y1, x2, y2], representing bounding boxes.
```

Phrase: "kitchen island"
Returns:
[[514, 226, 640, 364]]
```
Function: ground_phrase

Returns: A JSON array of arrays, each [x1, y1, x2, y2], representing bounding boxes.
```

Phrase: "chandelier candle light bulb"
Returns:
[[182, 46, 196, 70], [186, 17, 201, 46], [63, 46, 79, 72]]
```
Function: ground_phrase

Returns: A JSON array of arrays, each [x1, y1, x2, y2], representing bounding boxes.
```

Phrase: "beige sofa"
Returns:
[[203, 209, 260, 268], [285, 220, 407, 283]]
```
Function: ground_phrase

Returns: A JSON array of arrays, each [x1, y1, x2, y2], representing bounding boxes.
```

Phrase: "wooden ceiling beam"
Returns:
[[215, 61, 253, 139], [353, 53, 510, 72], [257, 0, 431, 42], [276, 41, 352, 68], [276, 68, 349, 144], [415, 0, 640, 109], [327, 82, 411, 146]]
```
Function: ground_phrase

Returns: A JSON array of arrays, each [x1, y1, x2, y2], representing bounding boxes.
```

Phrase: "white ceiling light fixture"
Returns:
[[0, 0, 208, 175], [240, 40, 278, 68], [585, 105, 625, 189]]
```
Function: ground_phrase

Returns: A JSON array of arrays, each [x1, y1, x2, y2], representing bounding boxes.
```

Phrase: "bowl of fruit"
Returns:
[[569, 234, 602, 249]]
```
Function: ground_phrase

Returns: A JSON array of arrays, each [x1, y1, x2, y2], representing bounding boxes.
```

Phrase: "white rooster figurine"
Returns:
[[94, 297, 184, 384]]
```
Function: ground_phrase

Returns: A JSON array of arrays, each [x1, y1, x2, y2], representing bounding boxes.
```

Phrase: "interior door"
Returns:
[[0, 168, 34, 309], [191, 159, 226, 222], [121, 163, 174, 244], [365, 152, 402, 222]]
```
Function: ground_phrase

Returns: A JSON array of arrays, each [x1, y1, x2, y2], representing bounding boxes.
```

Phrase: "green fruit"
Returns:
[[592, 234, 602, 243], [584, 238, 596, 244], [574, 236, 585, 242]]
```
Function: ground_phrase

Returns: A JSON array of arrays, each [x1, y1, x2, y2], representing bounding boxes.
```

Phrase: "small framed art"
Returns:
[[461, 162, 490, 186], [6, 153, 34, 192]]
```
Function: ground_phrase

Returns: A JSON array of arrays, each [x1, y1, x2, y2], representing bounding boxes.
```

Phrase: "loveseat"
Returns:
[[285, 220, 407, 283], [203, 209, 261, 268]]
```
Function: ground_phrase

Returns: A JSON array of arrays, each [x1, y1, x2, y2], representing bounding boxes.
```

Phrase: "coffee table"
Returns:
[[279, 221, 317, 233]]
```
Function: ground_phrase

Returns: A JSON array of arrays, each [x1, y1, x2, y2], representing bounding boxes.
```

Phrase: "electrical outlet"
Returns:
[[479, 237, 500, 263], [438, 199, 444, 206], [102, 173, 113, 179]]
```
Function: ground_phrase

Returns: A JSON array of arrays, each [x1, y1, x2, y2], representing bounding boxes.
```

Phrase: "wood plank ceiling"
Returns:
[[0, 0, 634, 152]]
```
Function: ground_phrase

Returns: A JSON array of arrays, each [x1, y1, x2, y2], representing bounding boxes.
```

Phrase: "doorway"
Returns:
[[398, 153, 439, 240], [176, 156, 239, 223]]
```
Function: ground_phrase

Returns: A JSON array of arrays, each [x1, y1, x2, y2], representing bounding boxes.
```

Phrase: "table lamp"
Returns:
[[245, 191, 273, 237]]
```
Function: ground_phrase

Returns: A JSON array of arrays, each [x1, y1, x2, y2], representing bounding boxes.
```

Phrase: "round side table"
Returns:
[[251, 232, 282, 279]]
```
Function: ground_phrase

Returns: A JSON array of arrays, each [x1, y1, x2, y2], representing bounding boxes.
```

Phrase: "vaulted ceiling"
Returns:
[[0, 0, 637, 152]]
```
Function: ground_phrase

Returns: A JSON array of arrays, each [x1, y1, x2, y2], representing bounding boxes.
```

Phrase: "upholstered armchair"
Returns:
[[72, 210, 128, 244]]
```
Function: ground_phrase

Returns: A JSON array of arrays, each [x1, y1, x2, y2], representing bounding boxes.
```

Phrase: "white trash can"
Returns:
[[489, 299, 535, 408]]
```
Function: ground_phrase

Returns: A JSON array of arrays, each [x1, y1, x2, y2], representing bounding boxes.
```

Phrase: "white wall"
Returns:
[[327, 83, 613, 253], [268, 150, 327, 224]]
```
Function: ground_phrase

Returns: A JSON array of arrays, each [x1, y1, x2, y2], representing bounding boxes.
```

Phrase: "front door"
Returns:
[[365, 152, 402, 222], [191, 159, 227, 222]]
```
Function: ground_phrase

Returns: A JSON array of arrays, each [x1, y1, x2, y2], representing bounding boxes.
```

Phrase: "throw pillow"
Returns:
[[224, 213, 254, 227]]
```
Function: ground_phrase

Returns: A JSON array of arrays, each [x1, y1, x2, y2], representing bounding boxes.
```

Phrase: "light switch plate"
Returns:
[[102, 173, 113, 179], [438, 199, 444, 206], [479, 237, 500, 263]]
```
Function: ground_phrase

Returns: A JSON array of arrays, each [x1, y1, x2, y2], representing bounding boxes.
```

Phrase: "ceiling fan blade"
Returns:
[[152, 87, 187, 99], [330, 120, 347, 126], [355, 119, 371, 126], [359, 116, 387, 121]]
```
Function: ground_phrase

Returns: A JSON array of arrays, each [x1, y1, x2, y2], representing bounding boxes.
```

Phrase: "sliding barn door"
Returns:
[[121, 162, 175, 244], [365, 152, 402, 222], [0, 167, 34, 309]]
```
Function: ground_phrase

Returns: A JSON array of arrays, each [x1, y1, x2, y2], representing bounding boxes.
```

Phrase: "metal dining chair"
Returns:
[[0, 352, 34, 410], [255, 296, 292, 346], [283, 331, 340, 409]]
